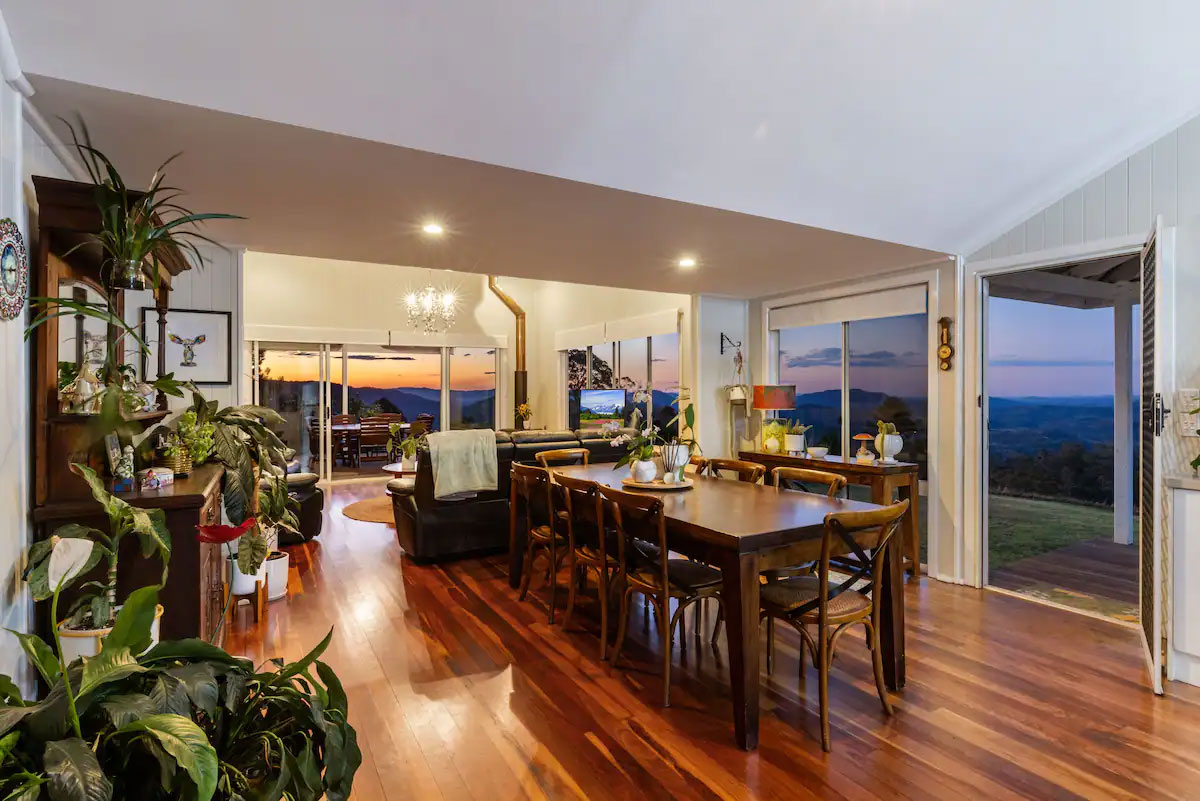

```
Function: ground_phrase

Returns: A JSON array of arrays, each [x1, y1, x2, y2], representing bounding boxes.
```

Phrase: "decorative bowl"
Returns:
[[806, 447, 829, 459]]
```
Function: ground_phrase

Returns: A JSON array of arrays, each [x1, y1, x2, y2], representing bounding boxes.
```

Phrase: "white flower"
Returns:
[[610, 434, 630, 447], [48, 538, 94, 589]]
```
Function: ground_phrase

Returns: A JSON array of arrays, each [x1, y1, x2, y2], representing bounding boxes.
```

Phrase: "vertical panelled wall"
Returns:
[[124, 243, 245, 411], [0, 78, 27, 691]]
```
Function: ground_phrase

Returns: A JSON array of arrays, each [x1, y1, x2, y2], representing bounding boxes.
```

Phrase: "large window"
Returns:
[[565, 334, 680, 431], [777, 322, 844, 455], [344, 348, 442, 429], [849, 314, 927, 472], [449, 347, 497, 429]]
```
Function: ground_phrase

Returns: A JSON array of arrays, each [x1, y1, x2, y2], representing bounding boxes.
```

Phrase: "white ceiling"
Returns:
[[7, 1, 1200, 256], [26, 76, 944, 298]]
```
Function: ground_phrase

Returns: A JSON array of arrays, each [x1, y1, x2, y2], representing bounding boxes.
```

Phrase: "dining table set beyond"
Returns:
[[507, 454, 912, 752]]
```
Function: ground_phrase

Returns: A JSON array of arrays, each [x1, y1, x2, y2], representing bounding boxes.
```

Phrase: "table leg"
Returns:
[[898, 474, 920, 575], [879, 525, 906, 690], [720, 550, 761, 750]]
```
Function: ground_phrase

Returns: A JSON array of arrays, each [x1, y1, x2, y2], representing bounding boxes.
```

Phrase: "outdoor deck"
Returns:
[[989, 537, 1139, 622]]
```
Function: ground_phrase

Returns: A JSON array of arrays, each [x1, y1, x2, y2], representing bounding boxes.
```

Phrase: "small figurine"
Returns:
[[76, 363, 101, 413], [112, 444, 136, 492]]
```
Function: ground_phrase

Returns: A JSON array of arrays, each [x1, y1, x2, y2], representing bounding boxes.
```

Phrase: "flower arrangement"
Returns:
[[515, 402, 533, 421]]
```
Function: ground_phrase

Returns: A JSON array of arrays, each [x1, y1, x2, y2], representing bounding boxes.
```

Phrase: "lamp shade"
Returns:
[[752, 384, 796, 411]]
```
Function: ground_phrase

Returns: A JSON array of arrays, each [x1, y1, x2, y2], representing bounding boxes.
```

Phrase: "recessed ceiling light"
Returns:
[[422, 222, 444, 235], [678, 256, 697, 268]]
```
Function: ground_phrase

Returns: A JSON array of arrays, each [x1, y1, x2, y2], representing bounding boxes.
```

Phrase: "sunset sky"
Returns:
[[260, 347, 497, 391], [778, 314, 928, 398]]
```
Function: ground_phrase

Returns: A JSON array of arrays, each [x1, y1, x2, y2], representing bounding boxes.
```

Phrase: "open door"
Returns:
[[1140, 216, 1168, 695]]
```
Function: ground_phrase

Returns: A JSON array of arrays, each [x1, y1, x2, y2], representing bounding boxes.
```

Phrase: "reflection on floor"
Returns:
[[227, 481, 1200, 801]]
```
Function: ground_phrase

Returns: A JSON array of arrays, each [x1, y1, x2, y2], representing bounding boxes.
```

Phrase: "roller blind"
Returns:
[[554, 309, 680, 351], [768, 285, 926, 330]]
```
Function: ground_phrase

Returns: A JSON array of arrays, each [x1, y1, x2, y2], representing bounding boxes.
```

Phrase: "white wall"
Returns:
[[690, 295, 749, 458], [1, 16, 49, 694], [124, 243, 245, 411]]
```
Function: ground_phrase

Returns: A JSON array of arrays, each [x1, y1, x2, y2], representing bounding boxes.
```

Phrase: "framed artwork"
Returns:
[[140, 307, 233, 385], [104, 433, 122, 474]]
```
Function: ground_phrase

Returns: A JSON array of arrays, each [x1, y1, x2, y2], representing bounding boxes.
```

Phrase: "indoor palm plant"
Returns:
[[22, 463, 171, 662]]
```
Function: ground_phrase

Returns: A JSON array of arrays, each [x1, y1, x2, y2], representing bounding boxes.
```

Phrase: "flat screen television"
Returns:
[[578, 388, 625, 431]]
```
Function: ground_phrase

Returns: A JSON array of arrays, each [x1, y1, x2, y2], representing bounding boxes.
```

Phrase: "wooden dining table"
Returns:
[[512, 463, 905, 751]]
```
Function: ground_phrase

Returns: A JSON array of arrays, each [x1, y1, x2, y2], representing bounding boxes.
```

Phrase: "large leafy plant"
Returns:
[[0, 569, 360, 801], [23, 463, 170, 631]]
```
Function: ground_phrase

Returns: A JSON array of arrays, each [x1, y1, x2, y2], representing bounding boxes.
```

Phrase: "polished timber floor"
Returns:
[[227, 481, 1200, 800]]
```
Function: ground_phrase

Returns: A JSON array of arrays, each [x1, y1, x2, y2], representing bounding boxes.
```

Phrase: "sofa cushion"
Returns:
[[286, 472, 320, 491], [510, 430, 578, 444], [495, 431, 512, 443], [386, 477, 416, 495]]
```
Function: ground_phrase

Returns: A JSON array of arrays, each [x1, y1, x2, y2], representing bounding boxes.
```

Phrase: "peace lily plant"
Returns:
[[3, 511, 359, 800]]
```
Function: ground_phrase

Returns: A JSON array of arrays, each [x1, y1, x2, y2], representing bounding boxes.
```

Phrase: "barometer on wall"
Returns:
[[937, 317, 954, 371], [0, 218, 27, 321]]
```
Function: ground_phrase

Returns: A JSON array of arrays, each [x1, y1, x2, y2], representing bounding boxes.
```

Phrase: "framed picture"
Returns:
[[140, 307, 233, 385], [104, 432, 122, 474]]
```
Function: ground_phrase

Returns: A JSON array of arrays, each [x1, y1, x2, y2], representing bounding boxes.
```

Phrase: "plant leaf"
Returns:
[[140, 639, 252, 671], [2, 776, 48, 801], [0, 674, 24, 706], [236, 533, 268, 577], [118, 715, 217, 801], [43, 737, 113, 801], [148, 676, 190, 717], [99, 693, 158, 728], [103, 585, 158, 656], [48, 538, 95, 590], [9, 631, 60, 687], [77, 647, 146, 699], [270, 629, 333, 685], [165, 663, 218, 715]]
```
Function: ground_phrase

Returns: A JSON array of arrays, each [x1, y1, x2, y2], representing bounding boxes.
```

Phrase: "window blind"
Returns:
[[767, 285, 926, 330]]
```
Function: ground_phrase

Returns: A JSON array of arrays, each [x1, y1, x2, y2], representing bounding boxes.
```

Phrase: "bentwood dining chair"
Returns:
[[686, 455, 709, 476], [512, 463, 566, 623], [706, 458, 766, 484], [556, 472, 622, 658], [759, 499, 909, 751], [536, 448, 590, 468], [601, 485, 724, 707]]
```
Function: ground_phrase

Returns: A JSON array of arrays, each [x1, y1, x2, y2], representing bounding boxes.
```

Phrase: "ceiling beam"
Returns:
[[989, 269, 1139, 305]]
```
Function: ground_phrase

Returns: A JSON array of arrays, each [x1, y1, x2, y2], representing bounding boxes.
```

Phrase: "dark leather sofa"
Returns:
[[390, 428, 631, 562]]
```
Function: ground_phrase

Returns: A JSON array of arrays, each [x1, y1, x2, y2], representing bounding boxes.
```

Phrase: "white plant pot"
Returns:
[[229, 553, 266, 596], [875, 433, 904, 463], [402, 455, 417, 472], [521, 419, 531, 430], [630, 459, 657, 483], [660, 444, 690, 479], [58, 604, 164, 663], [783, 433, 806, 454], [265, 551, 290, 602]]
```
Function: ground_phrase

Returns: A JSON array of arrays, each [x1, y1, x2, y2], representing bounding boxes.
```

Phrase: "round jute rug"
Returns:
[[341, 497, 395, 525]]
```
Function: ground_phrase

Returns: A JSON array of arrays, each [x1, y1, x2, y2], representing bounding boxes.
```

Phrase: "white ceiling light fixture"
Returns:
[[404, 279, 457, 333], [678, 256, 697, 268], [422, 222, 445, 235]]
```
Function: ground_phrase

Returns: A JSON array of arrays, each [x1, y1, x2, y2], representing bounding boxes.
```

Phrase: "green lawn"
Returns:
[[987, 494, 1118, 569]]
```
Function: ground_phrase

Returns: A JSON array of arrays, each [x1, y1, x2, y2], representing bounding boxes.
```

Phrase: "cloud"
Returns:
[[784, 348, 926, 369], [346, 354, 417, 361], [991, 357, 1113, 367]]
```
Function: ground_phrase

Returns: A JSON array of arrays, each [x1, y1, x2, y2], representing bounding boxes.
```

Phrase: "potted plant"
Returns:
[[611, 406, 659, 483], [386, 427, 427, 471], [256, 474, 300, 602], [516, 402, 533, 429], [22, 463, 170, 662], [660, 393, 700, 483], [0, 573, 360, 800], [875, 420, 903, 463], [62, 117, 243, 291], [784, 421, 812, 454], [163, 408, 215, 476]]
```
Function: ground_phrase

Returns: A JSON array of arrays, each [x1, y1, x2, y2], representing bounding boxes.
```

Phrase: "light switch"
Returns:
[[1179, 389, 1200, 437]]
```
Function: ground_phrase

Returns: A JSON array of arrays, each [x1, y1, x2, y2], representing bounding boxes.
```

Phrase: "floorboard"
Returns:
[[226, 481, 1200, 800]]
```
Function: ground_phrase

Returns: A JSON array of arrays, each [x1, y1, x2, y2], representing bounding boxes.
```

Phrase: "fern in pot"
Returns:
[[22, 463, 171, 662]]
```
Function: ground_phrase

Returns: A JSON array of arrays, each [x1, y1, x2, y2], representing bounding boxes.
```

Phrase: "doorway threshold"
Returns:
[[984, 585, 1138, 631]]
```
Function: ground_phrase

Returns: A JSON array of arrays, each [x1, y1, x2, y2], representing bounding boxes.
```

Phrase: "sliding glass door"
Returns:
[[565, 335, 681, 432], [777, 322, 844, 455], [255, 344, 333, 479]]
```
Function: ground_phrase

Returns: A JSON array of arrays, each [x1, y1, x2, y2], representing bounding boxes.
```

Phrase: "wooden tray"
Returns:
[[620, 477, 695, 491]]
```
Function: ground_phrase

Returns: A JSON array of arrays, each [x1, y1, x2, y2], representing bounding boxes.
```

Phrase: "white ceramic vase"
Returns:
[[521, 419, 531, 430], [402, 455, 417, 472], [630, 459, 657, 483], [265, 551, 290, 602], [57, 604, 164, 663], [875, 433, 904, 463], [661, 444, 690, 480], [763, 436, 782, 454]]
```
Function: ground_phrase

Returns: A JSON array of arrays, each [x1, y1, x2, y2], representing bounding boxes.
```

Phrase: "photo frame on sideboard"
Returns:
[[140, 307, 233, 385]]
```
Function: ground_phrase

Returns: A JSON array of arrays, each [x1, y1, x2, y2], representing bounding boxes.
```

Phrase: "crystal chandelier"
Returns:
[[404, 284, 457, 333]]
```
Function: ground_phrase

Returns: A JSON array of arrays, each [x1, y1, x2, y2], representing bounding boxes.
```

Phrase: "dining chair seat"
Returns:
[[760, 576, 871, 622], [530, 524, 565, 545], [631, 559, 722, 594], [578, 544, 620, 566]]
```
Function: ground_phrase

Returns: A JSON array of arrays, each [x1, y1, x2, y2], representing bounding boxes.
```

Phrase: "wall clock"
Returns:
[[0, 218, 28, 321]]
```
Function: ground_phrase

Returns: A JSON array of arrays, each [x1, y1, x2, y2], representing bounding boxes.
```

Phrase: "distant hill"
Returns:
[[987, 395, 1133, 459]]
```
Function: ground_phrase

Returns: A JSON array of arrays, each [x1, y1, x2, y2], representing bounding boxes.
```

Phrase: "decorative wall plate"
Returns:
[[0, 218, 27, 321]]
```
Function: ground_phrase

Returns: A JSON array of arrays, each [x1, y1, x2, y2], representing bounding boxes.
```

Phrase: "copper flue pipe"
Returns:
[[488, 276, 527, 407]]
